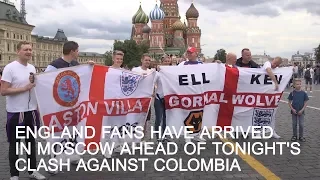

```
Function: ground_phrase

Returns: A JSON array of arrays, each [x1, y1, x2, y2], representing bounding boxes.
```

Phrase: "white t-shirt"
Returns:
[[1, 61, 37, 112], [178, 60, 203, 66], [154, 72, 164, 98], [132, 66, 157, 97], [131, 66, 153, 74], [293, 66, 298, 74], [263, 61, 272, 70]]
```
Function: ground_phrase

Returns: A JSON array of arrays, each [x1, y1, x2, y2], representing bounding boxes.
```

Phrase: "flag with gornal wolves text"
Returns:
[[159, 63, 292, 135]]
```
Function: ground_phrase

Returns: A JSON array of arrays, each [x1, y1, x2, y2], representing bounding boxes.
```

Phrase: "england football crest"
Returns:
[[120, 71, 142, 96], [252, 108, 274, 127]]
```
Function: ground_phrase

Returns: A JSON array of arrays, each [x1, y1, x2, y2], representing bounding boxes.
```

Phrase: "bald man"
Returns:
[[263, 57, 283, 91], [226, 53, 237, 68], [262, 57, 283, 139]]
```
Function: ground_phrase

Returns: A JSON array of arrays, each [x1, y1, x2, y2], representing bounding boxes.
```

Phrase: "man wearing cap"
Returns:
[[177, 47, 206, 143], [178, 47, 203, 66]]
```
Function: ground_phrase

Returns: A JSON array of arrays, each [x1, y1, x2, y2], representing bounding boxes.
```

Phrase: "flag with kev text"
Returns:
[[159, 63, 292, 134]]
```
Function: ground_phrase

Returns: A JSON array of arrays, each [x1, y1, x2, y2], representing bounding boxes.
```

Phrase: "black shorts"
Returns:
[[305, 78, 312, 85]]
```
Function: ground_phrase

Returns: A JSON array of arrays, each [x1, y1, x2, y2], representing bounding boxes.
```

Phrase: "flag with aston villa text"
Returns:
[[34, 64, 155, 152], [159, 64, 292, 134]]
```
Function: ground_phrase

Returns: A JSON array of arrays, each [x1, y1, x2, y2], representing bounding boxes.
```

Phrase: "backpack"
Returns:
[[304, 69, 311, 79]]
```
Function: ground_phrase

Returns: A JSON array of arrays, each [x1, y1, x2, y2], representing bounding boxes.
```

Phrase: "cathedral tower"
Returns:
[[185, 2, 201, 52], [131, 3, 149, 44], [149, 1, 165, 54], [160, 0, 179, 47]]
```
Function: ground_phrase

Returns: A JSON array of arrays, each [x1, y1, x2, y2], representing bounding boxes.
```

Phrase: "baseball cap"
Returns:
[[187, 47, 197, 53]]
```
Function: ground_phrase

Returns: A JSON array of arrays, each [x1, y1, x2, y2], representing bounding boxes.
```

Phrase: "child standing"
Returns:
[[287, 79, 309, 142]]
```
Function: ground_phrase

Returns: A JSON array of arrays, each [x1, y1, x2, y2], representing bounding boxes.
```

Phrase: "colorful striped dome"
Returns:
[[149, 4, 165, 21], [132, 5, 149, 24]]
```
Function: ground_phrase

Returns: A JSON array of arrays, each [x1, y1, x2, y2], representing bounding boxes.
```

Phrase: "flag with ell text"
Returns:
[[159, 63, 292, 134]]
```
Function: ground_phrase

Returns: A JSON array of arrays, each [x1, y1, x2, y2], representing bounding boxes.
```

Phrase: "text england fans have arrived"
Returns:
[[1, 41, 46, 180]]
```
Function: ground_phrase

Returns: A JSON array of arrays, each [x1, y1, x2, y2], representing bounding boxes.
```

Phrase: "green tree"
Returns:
[[104, 50, 113, 66], [214, 49, 227, 63], [314, 44, 320, 64]]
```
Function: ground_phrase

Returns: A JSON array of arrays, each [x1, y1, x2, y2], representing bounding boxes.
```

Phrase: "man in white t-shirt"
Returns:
[[1, 42, 46, 180], [103, 50, 125, 158], [132, 53, 153, 146], [263, 57, 282, 91], [262, 57, 282, 139]]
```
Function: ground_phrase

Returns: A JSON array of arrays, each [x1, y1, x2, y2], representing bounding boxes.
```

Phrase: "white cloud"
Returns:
[[14, 0, 320, 59]]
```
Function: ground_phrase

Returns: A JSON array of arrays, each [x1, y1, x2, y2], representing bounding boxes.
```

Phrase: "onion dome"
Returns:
[[172, 18, 185, 31], [132, 5, 149, 24], [149, 4, 165, 20], [142, 24, 151, 33], [186, 3, 199, 19]]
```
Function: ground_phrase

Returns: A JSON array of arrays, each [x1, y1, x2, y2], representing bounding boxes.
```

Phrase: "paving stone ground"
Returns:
[[0, 84, 319, 180]]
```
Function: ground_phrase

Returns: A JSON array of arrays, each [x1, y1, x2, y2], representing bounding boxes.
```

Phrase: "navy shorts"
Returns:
[[305, 78, 312, 85]]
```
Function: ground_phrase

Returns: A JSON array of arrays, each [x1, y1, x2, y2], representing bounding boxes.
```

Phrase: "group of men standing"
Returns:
[[1, 40, 286, 179]]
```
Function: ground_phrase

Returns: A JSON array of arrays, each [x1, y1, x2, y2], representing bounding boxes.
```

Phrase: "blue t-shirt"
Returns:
[[287, 90, 309, 114]]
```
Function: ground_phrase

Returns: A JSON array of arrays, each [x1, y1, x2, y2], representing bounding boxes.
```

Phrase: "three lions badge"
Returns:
[[120, 71, 142, 96]]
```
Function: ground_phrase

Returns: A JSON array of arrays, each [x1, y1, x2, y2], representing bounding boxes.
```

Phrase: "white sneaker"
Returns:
[[48, 169, 59, 175], [272, 132, 281, 139], [29, 171, 46, 180], [310, 91, 313, 93], [114, 145, 129, 154], [10, 176, 19, 180], [104, 150, 112, 158], [113, 145, 123, 153], [141, 141, 151, 148], [194, 135, 206, 142]]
